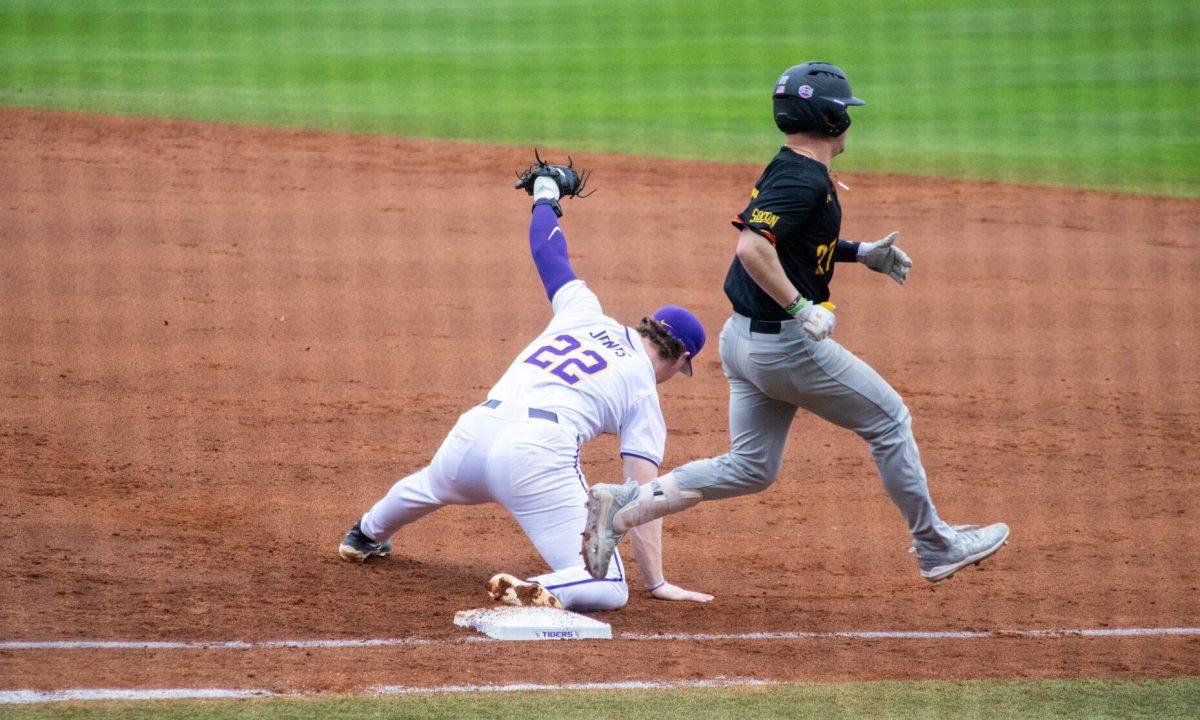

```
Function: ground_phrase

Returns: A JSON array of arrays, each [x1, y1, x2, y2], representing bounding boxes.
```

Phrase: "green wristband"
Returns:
[[784, 296, 810, 317]]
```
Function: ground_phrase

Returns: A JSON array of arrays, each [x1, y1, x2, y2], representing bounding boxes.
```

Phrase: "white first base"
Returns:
[[454, 607, 612, 641]]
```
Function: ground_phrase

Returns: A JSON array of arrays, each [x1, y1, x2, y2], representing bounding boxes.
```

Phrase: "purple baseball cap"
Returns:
[[652, 305, 706, 377]]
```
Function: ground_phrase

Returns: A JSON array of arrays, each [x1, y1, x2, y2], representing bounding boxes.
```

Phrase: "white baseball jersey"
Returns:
[[487, 280, 666, 466]]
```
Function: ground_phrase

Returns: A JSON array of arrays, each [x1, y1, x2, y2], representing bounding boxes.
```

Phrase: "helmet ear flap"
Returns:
[[776, 102, 849, 137], [820, 106, 850, 136], [774, 112, 801, 135]]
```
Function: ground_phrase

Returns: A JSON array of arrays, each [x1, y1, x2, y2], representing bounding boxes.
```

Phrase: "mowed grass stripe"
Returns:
[[2, 679, 1198, 719], [0, 0, 1196, 196]]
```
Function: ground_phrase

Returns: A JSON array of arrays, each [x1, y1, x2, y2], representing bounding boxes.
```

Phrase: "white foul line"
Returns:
[[619, 627, 1200, 641], [370, 677, 776, 695], [1, 626, 1197, 652], [0, 637, 474, 651], [0, 678, 776, 705], [0, 688, 276, 705]]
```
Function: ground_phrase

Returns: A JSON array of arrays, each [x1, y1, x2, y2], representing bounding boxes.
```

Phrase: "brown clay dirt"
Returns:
[[1, 107, 1198, 692]]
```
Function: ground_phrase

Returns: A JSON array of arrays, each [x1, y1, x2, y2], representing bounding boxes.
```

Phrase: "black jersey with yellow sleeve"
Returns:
[[723, 147, 848, 320]]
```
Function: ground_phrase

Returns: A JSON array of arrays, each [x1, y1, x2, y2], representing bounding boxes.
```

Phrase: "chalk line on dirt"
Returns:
[[1, 626, 1197, 652], [0, 638, 468, 651], [0, 678, 775, 705], [0, 689, 276, 705], [619, 626, 1200, 641], [369, 677, 777, 695]]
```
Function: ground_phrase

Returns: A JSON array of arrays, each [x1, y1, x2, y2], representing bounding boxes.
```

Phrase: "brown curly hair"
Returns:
[[636, 317, 687, 361]]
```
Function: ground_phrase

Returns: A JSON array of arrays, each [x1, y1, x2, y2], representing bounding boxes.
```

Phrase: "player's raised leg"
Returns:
[[668, 343, 799, 499], [583, 319, 797, 579]]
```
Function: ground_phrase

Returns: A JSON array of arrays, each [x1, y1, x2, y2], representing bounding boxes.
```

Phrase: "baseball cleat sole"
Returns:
[[337, 542, 392, 563], [581, 486, 617, 580], [336, 549, 391, 566], [921, 526, 1010, 583], [487, 573, 563, 610]]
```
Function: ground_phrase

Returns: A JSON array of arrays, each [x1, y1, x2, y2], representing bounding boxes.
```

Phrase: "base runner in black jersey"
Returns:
[[581, 62, 1009, 585]]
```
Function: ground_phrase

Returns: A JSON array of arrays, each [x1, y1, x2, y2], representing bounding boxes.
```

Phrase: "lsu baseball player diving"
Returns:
[[584, 62, 1009, 584], [337, 154, 713, 612]]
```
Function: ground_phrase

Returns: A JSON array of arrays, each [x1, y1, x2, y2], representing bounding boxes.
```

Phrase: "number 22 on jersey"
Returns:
[[524, 334, 608, 385]]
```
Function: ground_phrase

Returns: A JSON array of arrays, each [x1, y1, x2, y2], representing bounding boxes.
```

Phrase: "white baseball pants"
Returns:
[[359, 403, 628, 611]]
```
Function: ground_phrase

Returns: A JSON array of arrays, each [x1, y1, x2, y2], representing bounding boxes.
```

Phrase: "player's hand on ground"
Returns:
[[858, 231, 911, 285], [795, 302, 836, 341], [649, 582, 714, 603]]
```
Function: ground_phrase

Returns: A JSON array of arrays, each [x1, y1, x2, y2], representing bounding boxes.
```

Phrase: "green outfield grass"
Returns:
[[4, 679, 1199, 719], [0, 0, 1196, 196]]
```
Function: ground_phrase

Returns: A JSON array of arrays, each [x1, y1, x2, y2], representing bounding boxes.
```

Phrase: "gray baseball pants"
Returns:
[[672, 313, 955, 545]]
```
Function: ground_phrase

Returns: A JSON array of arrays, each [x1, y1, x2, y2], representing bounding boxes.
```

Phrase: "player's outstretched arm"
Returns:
[[622, 455, 714, 603], [528, 185, 579, 301], [852, 230, 912, 285], [515, 152, 594, 301]]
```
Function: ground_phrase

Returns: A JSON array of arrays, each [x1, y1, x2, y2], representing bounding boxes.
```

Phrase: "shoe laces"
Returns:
[[617, 478, 641, 503], [907, 524, 979, 554]]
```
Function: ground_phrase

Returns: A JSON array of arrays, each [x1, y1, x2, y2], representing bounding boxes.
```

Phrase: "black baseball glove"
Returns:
[[514, 149, 593, 216]]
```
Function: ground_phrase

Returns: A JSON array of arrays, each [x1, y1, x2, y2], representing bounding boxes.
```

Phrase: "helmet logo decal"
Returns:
[[798, 84, 814, 99]]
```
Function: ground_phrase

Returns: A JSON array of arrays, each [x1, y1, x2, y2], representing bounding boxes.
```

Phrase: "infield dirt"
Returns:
[[1, 108, 1197, 692]]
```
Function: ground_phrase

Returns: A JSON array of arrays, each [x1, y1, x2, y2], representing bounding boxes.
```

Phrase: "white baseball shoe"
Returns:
[[487, 573, 563, 610], [913, 523, 1010, 582], [581, 479, 639, 580]]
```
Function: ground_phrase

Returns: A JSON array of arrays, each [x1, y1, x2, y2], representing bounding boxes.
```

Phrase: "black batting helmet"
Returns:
[[772, 62, 865, 137]]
